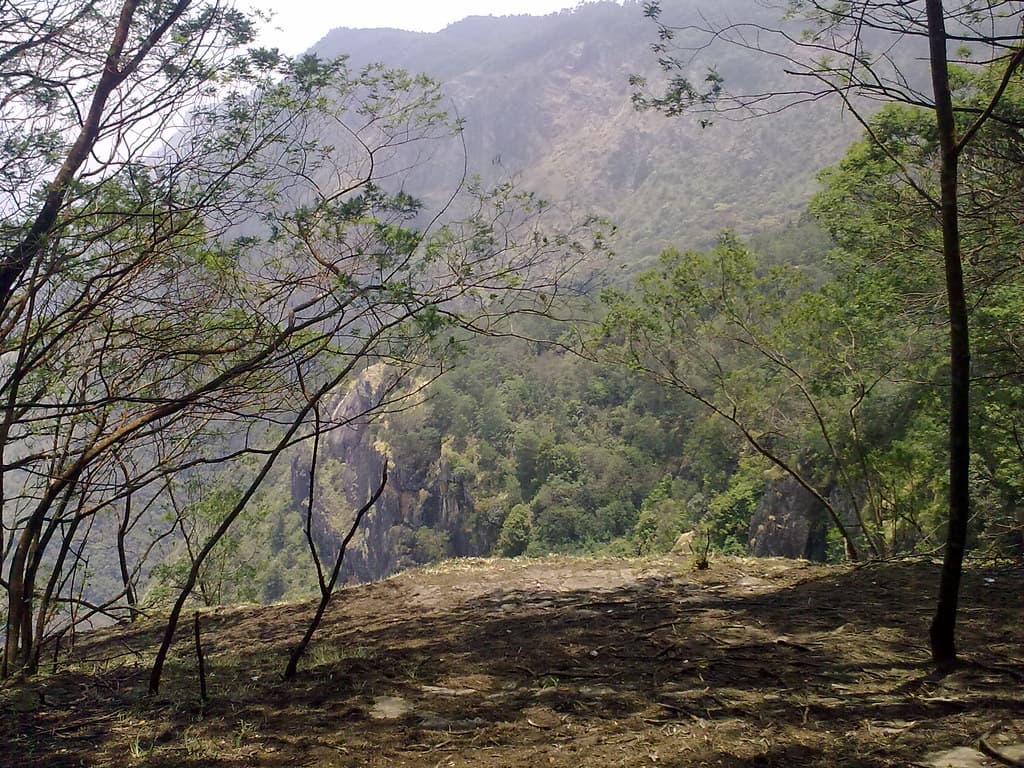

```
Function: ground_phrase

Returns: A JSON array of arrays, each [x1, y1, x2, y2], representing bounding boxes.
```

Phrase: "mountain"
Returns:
[[310, 0, 864, 263]]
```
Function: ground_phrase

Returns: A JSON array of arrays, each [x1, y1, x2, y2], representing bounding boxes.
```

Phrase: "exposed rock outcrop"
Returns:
[[290, 368, 480, 585], [748, 476, 828, 561]]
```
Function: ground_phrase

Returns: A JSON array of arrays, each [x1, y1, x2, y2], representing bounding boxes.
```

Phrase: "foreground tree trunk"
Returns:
[[284, 464, 388, 680], [924, 0, 970, 667]]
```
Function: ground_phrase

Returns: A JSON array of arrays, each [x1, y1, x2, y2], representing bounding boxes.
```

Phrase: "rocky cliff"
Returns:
[[748, 476, 829, 561], [289, 369, 484, 585]]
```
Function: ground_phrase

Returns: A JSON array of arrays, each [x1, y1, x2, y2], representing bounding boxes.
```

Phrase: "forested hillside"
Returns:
[[218, 1, 1023, 603], [309, 1, 863, 259]]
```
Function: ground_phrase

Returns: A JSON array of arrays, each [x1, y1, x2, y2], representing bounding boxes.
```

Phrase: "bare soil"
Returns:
[[2, 554, 1022, 767]]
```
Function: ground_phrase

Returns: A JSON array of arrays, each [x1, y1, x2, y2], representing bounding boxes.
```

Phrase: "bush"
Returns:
[[412, 526, 450, 564], [496, 503, 532, 556]]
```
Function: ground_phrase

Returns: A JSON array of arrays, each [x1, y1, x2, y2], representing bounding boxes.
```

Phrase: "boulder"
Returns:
[[671, 530, 696, 555]]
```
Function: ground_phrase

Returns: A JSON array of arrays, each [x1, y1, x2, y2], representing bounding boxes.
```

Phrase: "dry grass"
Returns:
[[2, 554, 1022, 767]]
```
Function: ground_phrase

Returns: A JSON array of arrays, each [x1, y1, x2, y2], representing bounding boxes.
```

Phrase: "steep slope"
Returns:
[[311, 1, 863, 262]]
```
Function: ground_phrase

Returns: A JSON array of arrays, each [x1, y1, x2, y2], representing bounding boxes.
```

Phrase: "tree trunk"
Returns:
[[924, 0, 970, 667], [117, 498, 139, 621], [285, 464, 387, 680], [3, 529, 36, 676]]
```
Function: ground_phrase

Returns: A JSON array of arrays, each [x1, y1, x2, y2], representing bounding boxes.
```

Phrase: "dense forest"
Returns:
[[0, 0, 1022, 686]]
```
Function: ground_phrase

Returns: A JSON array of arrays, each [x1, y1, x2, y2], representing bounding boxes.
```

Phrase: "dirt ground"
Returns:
[[2, 554, 1022, 767]]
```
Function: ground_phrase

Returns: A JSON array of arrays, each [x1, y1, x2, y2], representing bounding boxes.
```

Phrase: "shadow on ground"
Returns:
[[3, 556, 1022, 767]]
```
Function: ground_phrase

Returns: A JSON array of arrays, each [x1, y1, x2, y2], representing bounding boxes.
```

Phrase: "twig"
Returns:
[[980, 724, 1024, 768], [965, 659, 1024, 683], [194, 613, 207, 703], [775, 638, 816, 652]]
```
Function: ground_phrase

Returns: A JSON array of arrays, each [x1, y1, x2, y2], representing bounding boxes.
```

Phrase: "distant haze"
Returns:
[[308, 2, 864, 258], [253, 0, 609, 54]]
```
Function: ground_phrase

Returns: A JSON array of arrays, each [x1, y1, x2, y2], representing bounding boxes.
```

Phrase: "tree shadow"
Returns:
[[4, 559, 1021, 767]]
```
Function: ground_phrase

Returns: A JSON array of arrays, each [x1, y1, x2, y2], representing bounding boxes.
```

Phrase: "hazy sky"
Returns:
[[253, 1, 597, 54]]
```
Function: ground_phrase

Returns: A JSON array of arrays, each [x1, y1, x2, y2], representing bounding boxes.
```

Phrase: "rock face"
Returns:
[[748, 476, 828, 561], [290, 369, 480, 585]]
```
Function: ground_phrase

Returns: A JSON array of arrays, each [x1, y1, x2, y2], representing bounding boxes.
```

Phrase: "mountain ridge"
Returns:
[[307, 1, 864, 262]]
